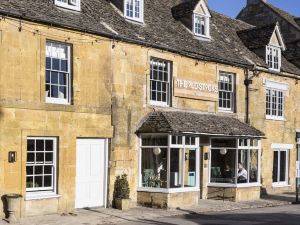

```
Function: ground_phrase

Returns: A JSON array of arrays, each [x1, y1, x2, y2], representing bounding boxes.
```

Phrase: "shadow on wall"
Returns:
[[1, 195, 8, 219]]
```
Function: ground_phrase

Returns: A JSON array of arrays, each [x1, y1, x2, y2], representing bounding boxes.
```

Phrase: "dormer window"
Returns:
[[193, 14, 209, 37], [266, 46, 281, 71], [55, 0, 80, 11], [124, 0, 144, 23]]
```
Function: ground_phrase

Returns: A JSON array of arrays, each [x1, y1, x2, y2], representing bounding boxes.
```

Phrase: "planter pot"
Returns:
[[115, 198, 131, 210], [5, 194, 22, 223]]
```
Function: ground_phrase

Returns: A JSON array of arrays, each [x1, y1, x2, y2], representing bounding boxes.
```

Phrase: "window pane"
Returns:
[[26, 176, 33, 188], [45, 140, 53, 151], [238, 150, 248, 183], [141, 135, 168, 147], [36, 140, 44, 151], [26, 166, 33, 175], [170, 148, 183, 188], [250, 149, 258, 183], [273, 151, 278, 183], [27, 140, 35, 151], [44, 176, 52, 187], [280, 151, 287, 182], [141, 148, 168, 188], [211, 139, 236, 148], [35, 176, 43, 188], [52, 58, 60, 70], [210, 149, 236, 184], [184, 149, 196, 187]]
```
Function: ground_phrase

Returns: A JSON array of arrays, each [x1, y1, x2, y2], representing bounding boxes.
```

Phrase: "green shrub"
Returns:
[[113, 174, 130, 199]]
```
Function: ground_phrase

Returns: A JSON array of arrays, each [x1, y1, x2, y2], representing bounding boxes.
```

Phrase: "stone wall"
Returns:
[[0, 18, 113, 217]]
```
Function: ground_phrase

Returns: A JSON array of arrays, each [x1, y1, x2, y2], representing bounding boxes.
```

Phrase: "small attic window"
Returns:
[[266, 46, 281, 71], [192, 0, 211, 39], [193, 14, 209, 37], [124, 0, 144, 23], [55, 0, 80, 11]]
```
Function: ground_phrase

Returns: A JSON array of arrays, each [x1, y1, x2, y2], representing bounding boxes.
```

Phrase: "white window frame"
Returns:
[[26, 137, 57, 198], [45, 41, 72, 105], [272, 148, 289, 187], [149, 58, 172, 107], [193, 13, 210, 38], [208, 138, 261, 188], [55, 0, 81, 11], [138, 134, 200, 193], [218, 72, 235, 112], [124, 0, 144, 23], [265, 88, 285, 120], [266, 45, 281, 72]]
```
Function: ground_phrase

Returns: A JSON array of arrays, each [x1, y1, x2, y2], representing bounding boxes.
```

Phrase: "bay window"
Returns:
[[139, 135, 199, 191], [210, 138, 260, 186]]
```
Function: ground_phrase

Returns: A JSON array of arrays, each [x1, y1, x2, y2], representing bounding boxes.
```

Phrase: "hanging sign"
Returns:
[[174, 78, 219, 101]]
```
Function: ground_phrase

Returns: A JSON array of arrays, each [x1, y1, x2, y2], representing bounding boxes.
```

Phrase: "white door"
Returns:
[[75, 139, 107, 208]]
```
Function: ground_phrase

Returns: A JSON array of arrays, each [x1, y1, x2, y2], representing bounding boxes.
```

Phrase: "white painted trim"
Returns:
[[207, 183, 261, 188], [124, 0, 144, 24], [55, 0, 81, 11], [266, 115, 285, 121], [271, 143, 294, 150], [272, 183, 291, 188], [104, 139, 109, 208], [263, 79, 289, 92], [25, 193, 61, 201], [137, 187, 200, 194]]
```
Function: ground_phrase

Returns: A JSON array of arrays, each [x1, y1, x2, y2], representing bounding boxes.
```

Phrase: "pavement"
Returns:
[[1, 193, 297, 225]]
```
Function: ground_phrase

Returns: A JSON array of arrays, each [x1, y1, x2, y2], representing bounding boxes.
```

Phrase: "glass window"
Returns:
[[218, 72, 235, 112], [141, 148, 168, 188], [210, 148, 236, 184], [194, 14, 209, 37], [150, 58, 171, 106], [125, 0, 143, 22], [266, 88, 284, 119], [266, 46, 281, 71], [184, 149, 196, 187], [140, 135, 199, 190], [46, 42, 71, 104], [26, 137, 57, 194], [55, 0, 80, 11], [273, 149, 288, 184], [210, 138, 260, 185]]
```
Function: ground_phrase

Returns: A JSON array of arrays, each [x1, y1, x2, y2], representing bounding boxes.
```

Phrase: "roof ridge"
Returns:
[[237, 22, 277, 33]]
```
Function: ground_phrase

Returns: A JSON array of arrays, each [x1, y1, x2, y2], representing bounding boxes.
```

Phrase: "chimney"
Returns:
[[247, 0, 267, 5]]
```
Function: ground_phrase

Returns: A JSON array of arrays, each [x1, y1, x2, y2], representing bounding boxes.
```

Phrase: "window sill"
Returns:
[[272, 183, 291, 188], [208, 183, 261, 188], [25, 193, 61, 201], [46, 97, 71, 105], [149, 101, 170, 108], [124, 16, 144, 24], [137, 187, 200, 194], [55, 2, 80, 11], [218, 109, 234, 114], [266, 116, 285, 121]]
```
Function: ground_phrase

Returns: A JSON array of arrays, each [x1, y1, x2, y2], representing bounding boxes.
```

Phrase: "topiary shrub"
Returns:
[[113, 174, 130, 200]]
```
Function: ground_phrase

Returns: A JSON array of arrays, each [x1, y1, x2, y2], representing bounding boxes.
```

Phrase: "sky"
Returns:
[[209, 0, 300, 18]]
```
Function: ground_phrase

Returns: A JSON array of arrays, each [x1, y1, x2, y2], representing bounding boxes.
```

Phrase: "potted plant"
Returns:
[[5, 193, 22, 223], [113, 174, 131, 210]]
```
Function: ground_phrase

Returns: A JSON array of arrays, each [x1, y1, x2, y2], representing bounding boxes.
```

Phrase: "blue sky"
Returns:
[[209, 0, 300, 18]]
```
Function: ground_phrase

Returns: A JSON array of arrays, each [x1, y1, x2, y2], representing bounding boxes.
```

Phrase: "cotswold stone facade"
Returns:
[[0, 0, 300, 219]]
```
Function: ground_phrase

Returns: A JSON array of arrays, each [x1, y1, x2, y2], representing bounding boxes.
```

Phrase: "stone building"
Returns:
[[237, 0, 300, 68], [0, 0, 300, 219]]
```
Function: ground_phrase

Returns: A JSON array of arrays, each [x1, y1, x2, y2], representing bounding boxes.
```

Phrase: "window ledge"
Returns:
[[272, 183, 291, 188], [266, 116, 285, 121], [25, 193, 61, 201], [137, 187, 200, 194], [218, 109, 234, 114], [46, 97, 70, 105], [149, 101, 170, 108], [208, 183, 261, 188]]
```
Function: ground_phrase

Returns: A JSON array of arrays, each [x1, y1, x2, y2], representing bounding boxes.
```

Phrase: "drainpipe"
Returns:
[[244, 69, 253, 124]]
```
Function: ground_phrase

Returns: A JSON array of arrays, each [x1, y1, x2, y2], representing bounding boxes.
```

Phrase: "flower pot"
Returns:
[[5, 194, 22, 223], [115, 198, 131, 210]]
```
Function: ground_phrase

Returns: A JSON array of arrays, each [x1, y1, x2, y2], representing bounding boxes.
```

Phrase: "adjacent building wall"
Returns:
[[0, 18, 113, 217]]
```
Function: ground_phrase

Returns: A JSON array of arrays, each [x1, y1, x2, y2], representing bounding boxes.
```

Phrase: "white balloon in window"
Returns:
[[153, 147, 161, 156], [220, 148, 227, 155]]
